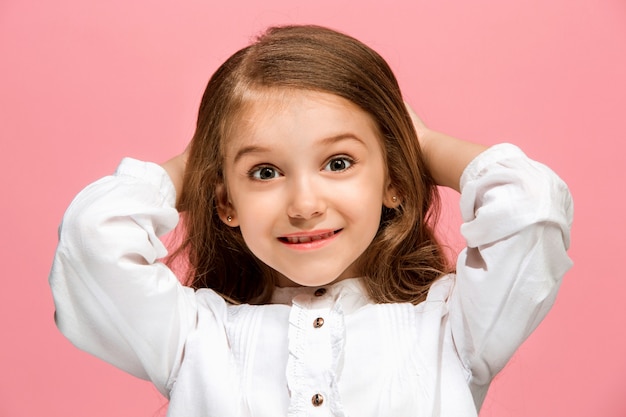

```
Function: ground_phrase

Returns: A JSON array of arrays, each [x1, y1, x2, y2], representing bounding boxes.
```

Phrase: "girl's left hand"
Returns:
[[404, 102, 488, 191], [404, 102, 428, 146]]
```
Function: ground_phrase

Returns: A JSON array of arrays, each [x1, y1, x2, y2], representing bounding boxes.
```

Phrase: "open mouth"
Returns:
[[278, 229, 342, 244]]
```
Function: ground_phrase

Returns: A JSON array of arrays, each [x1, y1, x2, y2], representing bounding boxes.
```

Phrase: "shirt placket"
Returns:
[[286, 288, 346, 417]]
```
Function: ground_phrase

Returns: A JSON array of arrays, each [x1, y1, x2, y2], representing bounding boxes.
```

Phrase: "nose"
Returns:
[[286, 176, 326, 220]]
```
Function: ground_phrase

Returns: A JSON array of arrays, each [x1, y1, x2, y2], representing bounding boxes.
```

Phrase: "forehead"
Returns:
[[224, 89, 382, 155]]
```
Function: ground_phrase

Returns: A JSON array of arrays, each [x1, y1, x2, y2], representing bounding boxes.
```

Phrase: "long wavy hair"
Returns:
[[172, 25, 452, 304]]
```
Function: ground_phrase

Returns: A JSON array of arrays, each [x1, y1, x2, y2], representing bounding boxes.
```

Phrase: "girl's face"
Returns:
[[220, 90, 397, 287]]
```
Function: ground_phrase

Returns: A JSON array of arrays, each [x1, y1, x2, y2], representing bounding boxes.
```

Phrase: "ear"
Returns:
[[215, 183, 239, 227], [383, 183, 401, 208]]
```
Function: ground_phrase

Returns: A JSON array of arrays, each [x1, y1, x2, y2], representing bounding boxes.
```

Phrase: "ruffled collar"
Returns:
[[270, 277, 369, 308]]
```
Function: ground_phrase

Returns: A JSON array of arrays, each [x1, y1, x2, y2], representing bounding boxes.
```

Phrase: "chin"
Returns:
[[272, 260, 361, 288], [277, 272, 343, 288]]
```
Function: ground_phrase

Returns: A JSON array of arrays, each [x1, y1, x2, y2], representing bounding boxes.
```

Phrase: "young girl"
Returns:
[[49, 25, 573, 416]]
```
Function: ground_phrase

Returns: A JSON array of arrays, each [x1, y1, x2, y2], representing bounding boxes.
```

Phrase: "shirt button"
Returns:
[[312, 393, 324, 406], [313, 317, 325, 328], [314, 288, 326, 296]]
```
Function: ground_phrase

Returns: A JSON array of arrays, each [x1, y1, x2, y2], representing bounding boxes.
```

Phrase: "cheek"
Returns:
[[233, 195, 278, 248], [342, 173, 386, 212], [237, 220, 272, 264], [339, 184, 384, 231], [357, 174, 387, 232], [362, 201, 385, 234]]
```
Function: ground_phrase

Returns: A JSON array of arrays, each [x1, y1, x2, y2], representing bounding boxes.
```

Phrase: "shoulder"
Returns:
[[426, 274, 456, 303]]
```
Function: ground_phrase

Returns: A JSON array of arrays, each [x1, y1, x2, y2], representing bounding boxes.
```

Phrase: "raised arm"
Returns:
[[49, 158, 199, 395], [406, 104, 573, 408]]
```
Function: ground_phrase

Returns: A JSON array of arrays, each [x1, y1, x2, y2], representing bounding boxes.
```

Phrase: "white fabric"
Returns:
[[49, 144, 573, 417]]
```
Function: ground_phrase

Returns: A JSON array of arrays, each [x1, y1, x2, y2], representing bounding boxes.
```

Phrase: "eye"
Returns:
[[324, 156, 353, 172], [249, 166, 281, 181]]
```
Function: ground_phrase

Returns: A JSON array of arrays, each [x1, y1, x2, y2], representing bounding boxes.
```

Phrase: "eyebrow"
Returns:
[[233, 145, 271, 163], [232, 133, 366, 163]]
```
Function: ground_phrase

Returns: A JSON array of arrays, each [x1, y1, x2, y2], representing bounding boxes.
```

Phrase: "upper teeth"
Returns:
[[286, 231, 334, 243]]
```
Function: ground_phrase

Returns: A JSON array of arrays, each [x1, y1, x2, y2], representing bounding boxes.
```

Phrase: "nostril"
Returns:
[[287, 209, 324, 220]]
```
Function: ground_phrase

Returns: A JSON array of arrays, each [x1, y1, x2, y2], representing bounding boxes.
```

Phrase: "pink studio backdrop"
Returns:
[[1, 1, 624, 416]]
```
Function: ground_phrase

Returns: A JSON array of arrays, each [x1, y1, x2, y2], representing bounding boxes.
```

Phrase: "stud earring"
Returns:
[[392, 196, 398, 203], [227, 216, 232, 222]]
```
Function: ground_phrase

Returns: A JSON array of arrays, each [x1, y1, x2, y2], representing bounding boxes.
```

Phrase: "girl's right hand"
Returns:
[[160, 146, 189, 203]]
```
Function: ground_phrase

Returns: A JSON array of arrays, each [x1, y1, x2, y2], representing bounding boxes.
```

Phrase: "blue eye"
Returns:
[[324, 157, 353, 172], [249, 166, 280, 180]]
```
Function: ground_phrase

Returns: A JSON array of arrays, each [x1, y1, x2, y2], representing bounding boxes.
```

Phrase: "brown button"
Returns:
[[312, 393, 324, 406], [314, 288, 326, 296], [313, 317, 325, 328]]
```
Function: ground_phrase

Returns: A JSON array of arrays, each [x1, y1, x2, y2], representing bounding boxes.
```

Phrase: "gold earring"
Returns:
[[227, 215, 232, 222], [392, 196, 398, 203]]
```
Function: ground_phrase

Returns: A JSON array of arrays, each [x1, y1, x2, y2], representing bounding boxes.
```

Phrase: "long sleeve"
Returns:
[[449, 144, 573, 407], [49, 158, 199, 396]]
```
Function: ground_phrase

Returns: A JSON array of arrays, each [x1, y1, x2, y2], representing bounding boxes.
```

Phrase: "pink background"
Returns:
[[1, 0, 625, 416]]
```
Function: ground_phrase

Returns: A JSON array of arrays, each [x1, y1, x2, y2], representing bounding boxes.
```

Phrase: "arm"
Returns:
[[49, 158, 199, 396], [451, 146, 573, 406], [407, 105, 573, 406]]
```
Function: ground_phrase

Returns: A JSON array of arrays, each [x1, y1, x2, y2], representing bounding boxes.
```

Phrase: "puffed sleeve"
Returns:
[[49, 158, 199, 396], [449, 144, 573, 406]]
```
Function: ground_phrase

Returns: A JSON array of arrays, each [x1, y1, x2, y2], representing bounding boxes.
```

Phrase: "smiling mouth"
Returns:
[[278, 229, 342, 244]]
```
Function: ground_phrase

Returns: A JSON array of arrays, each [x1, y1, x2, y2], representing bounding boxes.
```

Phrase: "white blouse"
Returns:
[[49, 144, 573, 417]]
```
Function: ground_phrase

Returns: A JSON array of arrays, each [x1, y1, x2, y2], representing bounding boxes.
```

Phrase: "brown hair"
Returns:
[[173, 25, 452, 304]]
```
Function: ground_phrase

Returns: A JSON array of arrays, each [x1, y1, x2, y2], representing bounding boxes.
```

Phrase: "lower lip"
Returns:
[[278, 230, 341, 251]]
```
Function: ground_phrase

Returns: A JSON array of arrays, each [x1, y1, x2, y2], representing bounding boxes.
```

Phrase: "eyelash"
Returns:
[[247, 165, 282, 181], [247, 155, 356, 181], [324, 156, 355, 172]]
